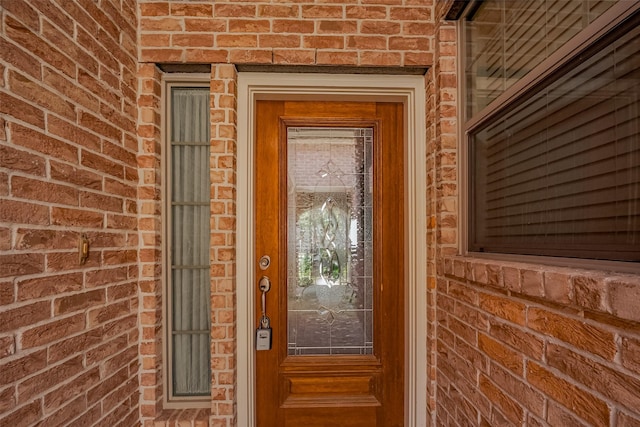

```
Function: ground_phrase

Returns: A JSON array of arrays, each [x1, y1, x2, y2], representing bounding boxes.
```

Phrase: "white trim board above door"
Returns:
[[236, 73, 427, 427]]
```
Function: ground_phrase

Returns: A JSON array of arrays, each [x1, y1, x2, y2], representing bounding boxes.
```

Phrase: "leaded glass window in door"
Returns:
[[287, 127, 373, 355]]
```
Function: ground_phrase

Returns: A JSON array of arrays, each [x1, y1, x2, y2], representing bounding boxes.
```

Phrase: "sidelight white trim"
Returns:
[[161, 74, 213, 409], [236, 72, 427, 427]]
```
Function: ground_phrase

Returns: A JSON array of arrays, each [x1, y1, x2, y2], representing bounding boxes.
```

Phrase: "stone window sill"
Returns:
[[443, 255, 640, 324]]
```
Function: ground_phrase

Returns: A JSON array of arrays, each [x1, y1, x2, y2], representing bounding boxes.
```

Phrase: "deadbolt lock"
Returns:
[[259, 255, 271, 270]]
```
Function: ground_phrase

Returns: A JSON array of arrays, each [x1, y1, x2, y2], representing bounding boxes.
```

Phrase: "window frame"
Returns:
[[162, 74, 212, 408], [458, 0, 640, 272]]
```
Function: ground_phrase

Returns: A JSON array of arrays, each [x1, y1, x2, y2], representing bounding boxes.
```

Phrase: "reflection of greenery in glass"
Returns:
[[320, 248, 341, 284], [287, 128, 374, 355], [296, 198, 349, 288], [298, 253, 313, 287]]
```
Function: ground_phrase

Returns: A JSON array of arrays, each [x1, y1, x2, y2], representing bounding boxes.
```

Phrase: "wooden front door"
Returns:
[[255, 100, 405, 427]]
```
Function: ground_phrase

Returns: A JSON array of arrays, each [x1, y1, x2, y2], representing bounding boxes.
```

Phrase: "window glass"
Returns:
[[169, 87, 211, 396], [465, 0, 616, 117], [469, 10, 640, 262], [287, 127, 374, 355]]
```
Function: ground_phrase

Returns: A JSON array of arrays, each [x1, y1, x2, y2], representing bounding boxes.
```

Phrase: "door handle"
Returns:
[[256, 276, 272, 350], [259, 276, 271, 328]]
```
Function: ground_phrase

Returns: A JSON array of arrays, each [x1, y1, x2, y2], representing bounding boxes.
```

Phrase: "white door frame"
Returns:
[[236, 72, 427, 427]]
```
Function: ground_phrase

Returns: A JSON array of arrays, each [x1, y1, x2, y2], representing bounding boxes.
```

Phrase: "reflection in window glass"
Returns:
[[469, 13, 640, 262], [465, 0, 616, 116]]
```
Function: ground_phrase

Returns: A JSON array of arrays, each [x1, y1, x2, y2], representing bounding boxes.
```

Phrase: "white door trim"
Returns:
[[236, 72, 427, 427]]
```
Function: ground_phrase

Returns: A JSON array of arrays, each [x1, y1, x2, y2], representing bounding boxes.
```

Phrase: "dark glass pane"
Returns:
[[470, 12, 640, 262]]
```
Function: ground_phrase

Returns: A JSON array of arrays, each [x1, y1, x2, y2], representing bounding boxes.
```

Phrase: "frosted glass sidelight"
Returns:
[[287, 127, 374, 355], [170, 87, 211, 395]]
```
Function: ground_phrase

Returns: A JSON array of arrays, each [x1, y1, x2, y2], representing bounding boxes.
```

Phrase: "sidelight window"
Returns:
[[164, 83, 211, 403]]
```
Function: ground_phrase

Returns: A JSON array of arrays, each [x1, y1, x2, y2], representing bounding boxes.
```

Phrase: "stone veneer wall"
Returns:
[[0, 1, 140, 426]]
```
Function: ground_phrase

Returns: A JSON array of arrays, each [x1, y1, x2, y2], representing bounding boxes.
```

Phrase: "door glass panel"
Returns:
[[287, 127, 373, 355]]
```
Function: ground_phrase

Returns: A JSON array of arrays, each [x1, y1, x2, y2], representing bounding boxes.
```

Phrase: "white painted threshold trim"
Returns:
[[236, 72, 427, 427]]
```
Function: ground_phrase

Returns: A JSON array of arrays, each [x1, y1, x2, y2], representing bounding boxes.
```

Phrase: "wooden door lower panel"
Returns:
[[284, 407, 377, 427], [278, 358, 383, 425], [281, 371, 381, 408]]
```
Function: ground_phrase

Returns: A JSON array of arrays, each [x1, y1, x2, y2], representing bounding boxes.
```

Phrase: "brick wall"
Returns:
[[436, 259, 640, 426], [137, 1, 436, 426], [138, 0, 434, 68], [0, 1, 140, 426], [429, 4, 640, 427], [137, 62, 164, 423], [207, 64, 238, 427], [426, 1, 457, 424], [4, 1, 636, 426], [137, 62, 239, 427]]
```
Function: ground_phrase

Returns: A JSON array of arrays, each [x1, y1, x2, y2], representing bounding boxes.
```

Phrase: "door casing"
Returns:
[[237, 72, 427, 427]]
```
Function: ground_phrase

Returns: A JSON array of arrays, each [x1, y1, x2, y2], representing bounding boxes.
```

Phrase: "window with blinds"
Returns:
[[166, 85, 211, 400], [465, 0, 617, 117], [465, 3, 640, 262]]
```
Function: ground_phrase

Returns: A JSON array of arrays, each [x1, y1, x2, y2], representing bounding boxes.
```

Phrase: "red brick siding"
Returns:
[[137, 62, 164, 423], [208, 64, 238, 427], [428, 5, 640, 425], [436, 259, 640, 426], [137, 1, 437, 425], [426, 2, 458, 423], [137, 63, 239, 427], [138, 0, 434, 67], [6, 0, 634, 426], [0, 1, 139, 426]]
